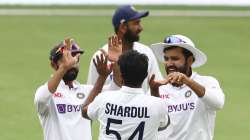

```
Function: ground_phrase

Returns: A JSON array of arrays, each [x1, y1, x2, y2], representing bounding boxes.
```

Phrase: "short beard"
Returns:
[[63, 68, 79, 82], [166, 61, 190, 76], [123, 27, 139, 43]]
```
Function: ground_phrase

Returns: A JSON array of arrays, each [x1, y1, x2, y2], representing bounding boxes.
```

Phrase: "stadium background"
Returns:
[[0, 1, 250, 140]]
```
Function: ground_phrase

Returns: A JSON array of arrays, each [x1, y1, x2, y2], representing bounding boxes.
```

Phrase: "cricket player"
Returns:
[[82, 50, 169, 140], [87, 5, 163, 91], [34, 39, 110, 140], [150, 34, 225, 140]]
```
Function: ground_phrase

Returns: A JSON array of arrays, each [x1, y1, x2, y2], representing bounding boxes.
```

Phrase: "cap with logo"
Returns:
[[50, 39, 84, 63], [112, 5, 149, 28]]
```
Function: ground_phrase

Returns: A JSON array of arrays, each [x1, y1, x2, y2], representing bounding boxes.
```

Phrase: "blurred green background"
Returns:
[[0, 5, 250, 140]]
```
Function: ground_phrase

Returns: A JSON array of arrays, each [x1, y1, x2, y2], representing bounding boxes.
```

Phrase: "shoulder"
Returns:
[[195, 73, 220, 85], [133, 42, 157, 60], [158, 84, 172, 92], [134, 42, 149, 48], [35, 82, 49, 93], [100, 90, 119, 97], [133, 42, 153, 53], [141, 94, 165, 104]]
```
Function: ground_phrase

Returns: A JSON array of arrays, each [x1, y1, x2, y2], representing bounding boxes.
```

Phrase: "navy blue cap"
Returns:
[[112, 5, 149, 28], [50, 41, 84, 63]]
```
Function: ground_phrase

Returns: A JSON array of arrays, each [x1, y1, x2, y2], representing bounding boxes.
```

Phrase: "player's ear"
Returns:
[[187, 56, 194, 67], [50, 61, 59, 70], [119, 23, 127, 34]]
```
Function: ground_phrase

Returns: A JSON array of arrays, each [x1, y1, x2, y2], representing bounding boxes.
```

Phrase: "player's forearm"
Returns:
[[85, 75, 107, 105], [150, 88, 160, 97], [186, 78, 225, 110], [48, 66, 67, 93], [186, 78, 205, 97], [82, 75, 107, 118], [112, 62, 123, 87]]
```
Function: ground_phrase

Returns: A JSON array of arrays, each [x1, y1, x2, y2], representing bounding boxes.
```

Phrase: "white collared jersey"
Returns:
[[34, 81, 93, 140], [87, 86, 169, 140], [158, 72, 225, 140], [87, 42, 163, 92]]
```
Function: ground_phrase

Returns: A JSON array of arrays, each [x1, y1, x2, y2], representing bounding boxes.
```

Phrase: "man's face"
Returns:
[[164, 47, 190, 75], [123, 19, 143, 43]]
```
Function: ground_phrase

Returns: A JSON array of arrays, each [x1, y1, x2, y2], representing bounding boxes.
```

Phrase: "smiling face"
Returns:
[[163, 46, 193, 76]]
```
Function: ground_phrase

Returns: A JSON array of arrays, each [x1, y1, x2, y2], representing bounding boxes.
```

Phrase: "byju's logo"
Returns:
[[57, 104, 66, 113], [56, 104, 82, 114]]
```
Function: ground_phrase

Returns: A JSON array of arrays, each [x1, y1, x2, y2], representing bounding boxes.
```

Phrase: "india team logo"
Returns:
[[185, 90, 192, 98], [76, 92, 85, 99]]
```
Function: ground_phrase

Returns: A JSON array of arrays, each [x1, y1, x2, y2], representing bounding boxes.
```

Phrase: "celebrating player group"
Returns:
[[34, 5, 225, 140]]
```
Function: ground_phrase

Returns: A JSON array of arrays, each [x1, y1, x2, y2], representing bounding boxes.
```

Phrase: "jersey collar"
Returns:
[[59, 80, 80, 90], [120, 86, 144, 94], [190, 71, 197, 79]]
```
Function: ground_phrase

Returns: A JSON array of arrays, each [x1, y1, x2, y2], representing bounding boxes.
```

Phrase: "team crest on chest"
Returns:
[[185, 90, 192, 98], [76, 93, 85, 99]]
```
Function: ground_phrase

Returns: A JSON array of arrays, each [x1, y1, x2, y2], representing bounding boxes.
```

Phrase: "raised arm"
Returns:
[[82, 53, 111, 119], [34, 38, 80, 115]]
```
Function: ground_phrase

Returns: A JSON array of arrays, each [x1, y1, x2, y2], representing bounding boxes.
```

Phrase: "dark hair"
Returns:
[[49, 42, 64, 63], [163, 46, 195, 61], [118, 50, 148, 87]]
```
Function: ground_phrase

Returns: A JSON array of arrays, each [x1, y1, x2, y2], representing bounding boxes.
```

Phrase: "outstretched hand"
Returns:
[[149, 74, 169, 97], [93, 53, 112, 78], [107, 35, 122, 62], [58, 38, 80, 71]]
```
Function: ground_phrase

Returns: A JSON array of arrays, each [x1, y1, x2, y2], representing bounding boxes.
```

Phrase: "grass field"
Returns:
[[0, 6, 250, 140]]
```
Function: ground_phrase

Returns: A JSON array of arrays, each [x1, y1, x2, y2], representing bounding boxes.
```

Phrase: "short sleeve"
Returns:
[[34, 83, 53, 116], [87, 94, 103, 120], [158, 100, 169, 129]]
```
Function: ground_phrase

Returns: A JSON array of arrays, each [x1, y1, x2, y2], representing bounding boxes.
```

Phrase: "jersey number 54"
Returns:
[[106, 118, 145, 140]]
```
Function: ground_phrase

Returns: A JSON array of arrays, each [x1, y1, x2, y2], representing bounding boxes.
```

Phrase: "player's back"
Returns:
[[88, 86, 168, 140]]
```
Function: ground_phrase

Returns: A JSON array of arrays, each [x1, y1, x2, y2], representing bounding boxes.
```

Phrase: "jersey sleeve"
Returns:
[[87, 93, 104, 120], [200, 76, 225, 110], [158, 99, 169, 130], [34, 83, 52, 116]]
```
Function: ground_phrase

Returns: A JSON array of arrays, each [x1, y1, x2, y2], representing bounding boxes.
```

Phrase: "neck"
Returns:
[[122, 40, 133, 52], [64, 80, 74, 88], [186, 68, 192, 77]]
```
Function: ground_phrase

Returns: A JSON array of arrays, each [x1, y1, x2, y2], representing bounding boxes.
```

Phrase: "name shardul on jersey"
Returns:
[[105, 103, 150, 118]]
